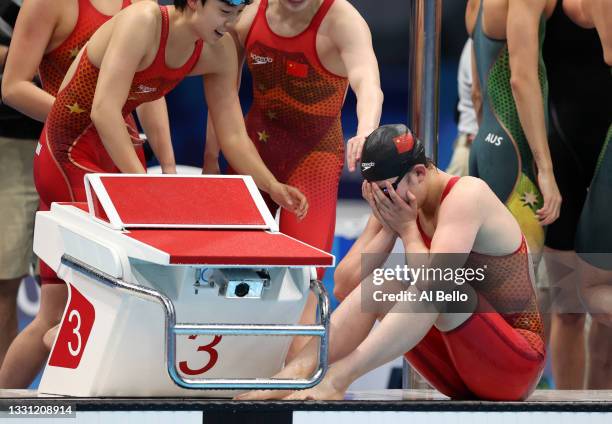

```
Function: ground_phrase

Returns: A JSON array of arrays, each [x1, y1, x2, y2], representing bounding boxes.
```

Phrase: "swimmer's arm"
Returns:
[[429, 201, 480, 256], [508, 0, 561, 224], [135, 98, 176, 173], [0, 45, 7, 68], [202, 31, 245, 174], [90, 9, 157, 174], [333, 8, 383, 171], [591, 0, 612, 65], [196, 38, 274, 190], [401, 181, 481, 269], [506, 0, 552, 174], [334, 215, 397, 301], [203, 115, 221, 174], [0, 0, 57, 121], [196, 37, 307, 217]]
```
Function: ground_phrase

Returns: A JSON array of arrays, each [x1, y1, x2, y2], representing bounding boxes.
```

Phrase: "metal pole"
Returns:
[[407, 0, 442, 163], [403, 0, 442, 390]]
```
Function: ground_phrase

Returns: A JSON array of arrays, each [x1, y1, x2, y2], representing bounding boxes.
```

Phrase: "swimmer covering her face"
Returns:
[[237, 124, 545, 401]]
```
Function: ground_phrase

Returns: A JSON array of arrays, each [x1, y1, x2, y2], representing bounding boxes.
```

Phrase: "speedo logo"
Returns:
[[251, 53, 273, 65], [134, 85, 157, 95], [485, 133, 503, 146], [361, 162, 375, 171]]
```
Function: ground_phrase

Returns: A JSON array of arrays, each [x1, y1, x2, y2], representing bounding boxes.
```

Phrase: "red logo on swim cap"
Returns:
[[393, 133, 414, 154]]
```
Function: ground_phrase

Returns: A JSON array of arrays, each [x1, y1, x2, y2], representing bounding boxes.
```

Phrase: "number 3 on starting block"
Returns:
[[48, 286, 96, 369], [178, 335, 223, 376]]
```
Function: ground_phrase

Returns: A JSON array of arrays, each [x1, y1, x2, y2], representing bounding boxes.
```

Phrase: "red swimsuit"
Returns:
[[38, 0, 144, 160], [39, 0, 131, 96], [34, 6, 203, 284], [239, 0, 348, 279], [404, 177, 545, 400]]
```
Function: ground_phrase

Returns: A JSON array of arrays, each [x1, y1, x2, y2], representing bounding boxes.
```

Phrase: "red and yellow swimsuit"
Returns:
[[39, 0, 131, 96], [404, 177, 545, 400], [34, 6, 203, 284], [38, 0, 144, 159], [238, 0, 348, 278]]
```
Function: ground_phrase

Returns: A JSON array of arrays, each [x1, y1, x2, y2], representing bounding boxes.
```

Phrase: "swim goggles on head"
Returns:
[[223, 0, 250, 6]]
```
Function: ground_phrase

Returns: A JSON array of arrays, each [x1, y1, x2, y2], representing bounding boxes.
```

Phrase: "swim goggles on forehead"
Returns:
[[222, 0, 250, 6]]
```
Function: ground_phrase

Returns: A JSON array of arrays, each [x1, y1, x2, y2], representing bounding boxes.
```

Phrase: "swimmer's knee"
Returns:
[[333, 285, 349, 302]]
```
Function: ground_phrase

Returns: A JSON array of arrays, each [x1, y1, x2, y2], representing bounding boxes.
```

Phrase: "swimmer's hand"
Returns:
[[346, 134, 367, 172], [363, 181, 393, 232], [269, 182, 308, 220], [536, 170, 561, 226], [372, 182, 418, 237]]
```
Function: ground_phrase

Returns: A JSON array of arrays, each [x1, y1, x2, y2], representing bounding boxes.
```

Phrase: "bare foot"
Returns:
[[284, 370, 348, 401], [43, 325, 60, 350], [234, 358, 314, 400]]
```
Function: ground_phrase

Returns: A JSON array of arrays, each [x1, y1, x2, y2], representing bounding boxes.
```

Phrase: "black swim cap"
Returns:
[[360, 124, 426, 181]]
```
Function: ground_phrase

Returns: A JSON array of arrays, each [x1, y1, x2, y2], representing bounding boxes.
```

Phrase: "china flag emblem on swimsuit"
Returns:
[[393, 133, 415, 154], [286, 59, 308, 78]]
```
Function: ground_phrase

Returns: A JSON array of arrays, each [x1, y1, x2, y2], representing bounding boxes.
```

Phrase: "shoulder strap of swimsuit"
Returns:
[[79, 0, 95, 17], [254, 0, 269, 27], [155, 6, 170, 61], [308, 0, 335, 34], [245, 0, 269, 47], [440, 176, 461, 204], [185, 39, 204, 74], [416, 217, 432, 249], [415, 176, 461, 249]]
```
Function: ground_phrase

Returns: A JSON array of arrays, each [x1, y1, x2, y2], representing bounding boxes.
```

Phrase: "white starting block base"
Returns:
[[34, 175, 333, 397], [39, 264, 310, 397]]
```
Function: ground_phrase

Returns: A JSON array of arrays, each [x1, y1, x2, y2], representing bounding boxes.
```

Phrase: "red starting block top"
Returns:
[[54, 202, 333, 266], [127, 229, 333, 266], [84, 174, 277, 231]]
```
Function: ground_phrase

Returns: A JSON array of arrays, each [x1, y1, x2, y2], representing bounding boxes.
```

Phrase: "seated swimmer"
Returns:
[[237, 124, 546, 401]]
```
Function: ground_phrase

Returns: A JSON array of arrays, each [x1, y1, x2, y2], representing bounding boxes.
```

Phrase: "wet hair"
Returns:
[[174, 0, 252, 11], [360, 124, 435, 182]]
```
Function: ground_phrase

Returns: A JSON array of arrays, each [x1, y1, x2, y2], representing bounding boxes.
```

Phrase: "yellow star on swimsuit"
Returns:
[[69, 47, 80, 59], [266, 110, 277, 120], [66, 102, 86, 114], [257, 130, 269, 143], [521, 190, 539, 209]]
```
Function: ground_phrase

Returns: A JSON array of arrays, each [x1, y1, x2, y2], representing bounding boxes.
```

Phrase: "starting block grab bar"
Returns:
[[60, 255, 331, 391]]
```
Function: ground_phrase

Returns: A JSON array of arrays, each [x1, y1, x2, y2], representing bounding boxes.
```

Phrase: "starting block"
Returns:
[[33, 174, 334, 397]]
